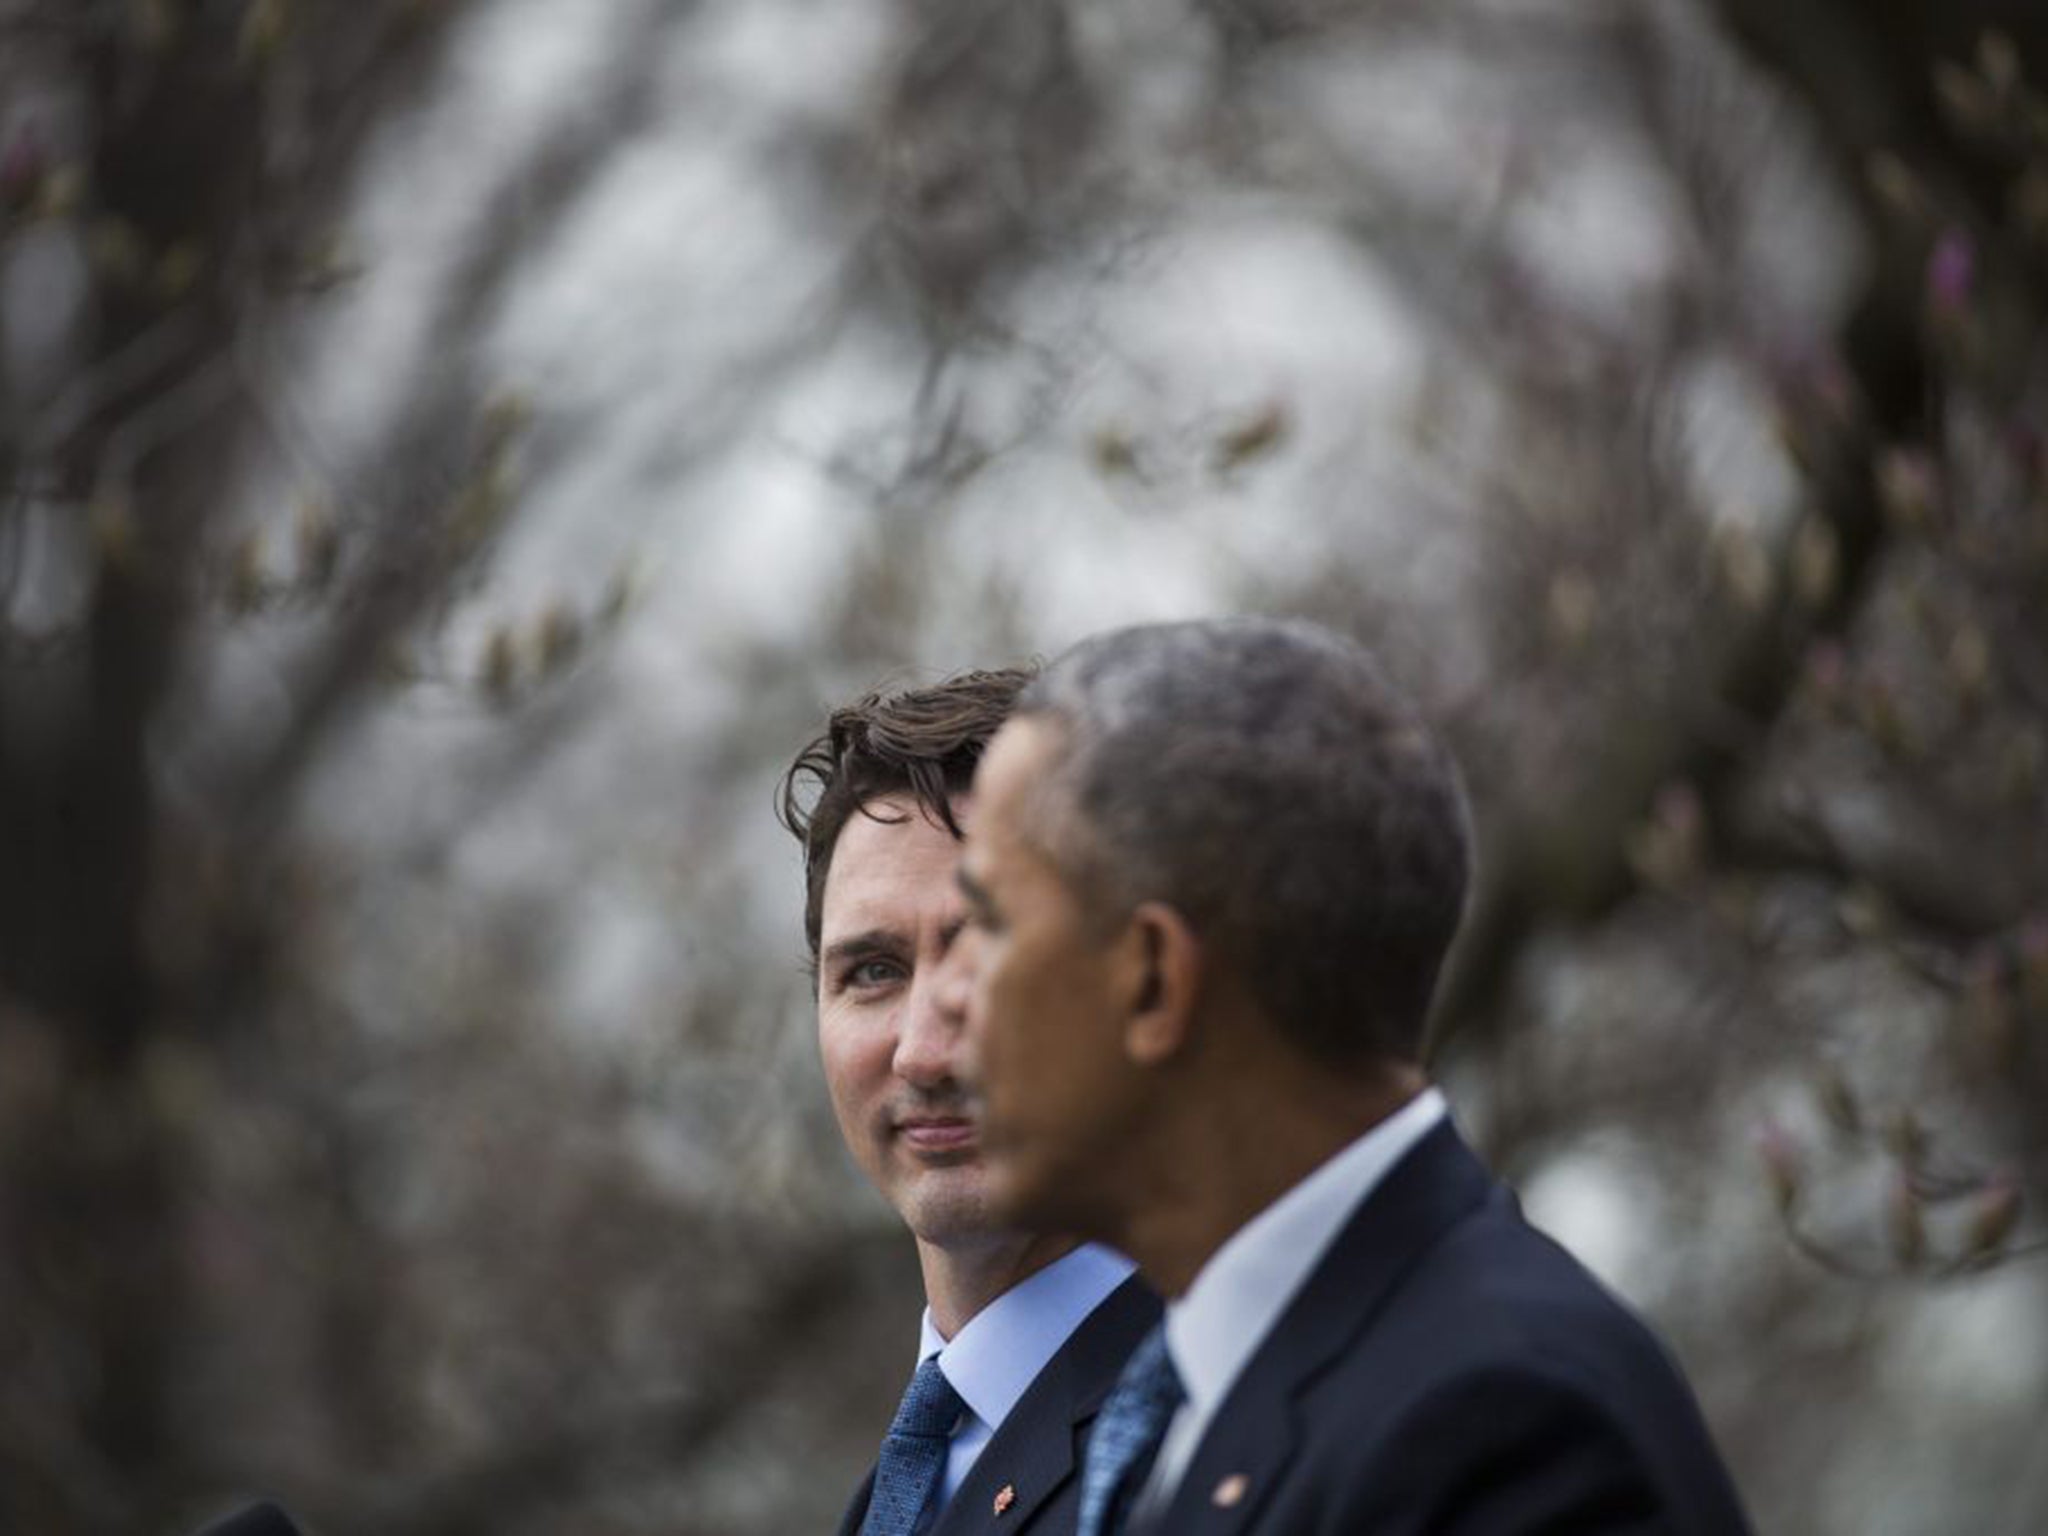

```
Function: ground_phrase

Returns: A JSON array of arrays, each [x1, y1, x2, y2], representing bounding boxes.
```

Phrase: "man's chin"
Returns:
[[894, 1171, 996, 1243], [892, 1154, 1066, 1246]]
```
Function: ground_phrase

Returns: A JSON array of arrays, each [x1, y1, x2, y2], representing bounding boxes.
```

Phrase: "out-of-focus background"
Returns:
[[1, 1, 2043, 1532]]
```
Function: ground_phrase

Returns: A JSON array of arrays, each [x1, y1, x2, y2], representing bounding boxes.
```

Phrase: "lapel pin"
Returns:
[[993, 1484, 1016, 1516], [1212, 1473, 1249, 1509]]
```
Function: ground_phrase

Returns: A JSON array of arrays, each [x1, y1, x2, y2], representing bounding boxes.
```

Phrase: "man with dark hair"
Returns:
[[779, 670, 1158, 1536], [944, 618, 1752, 1536]]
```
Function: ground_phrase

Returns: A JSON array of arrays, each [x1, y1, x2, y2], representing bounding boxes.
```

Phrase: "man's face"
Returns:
[[817, 794, 990, 1246], [952, 719, 1138, 1236]]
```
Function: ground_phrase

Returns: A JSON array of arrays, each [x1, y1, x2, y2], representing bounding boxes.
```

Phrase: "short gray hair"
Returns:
[[1014, 617, 1471, 1066]]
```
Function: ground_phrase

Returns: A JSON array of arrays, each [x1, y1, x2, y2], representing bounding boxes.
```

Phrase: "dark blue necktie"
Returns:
[[860, 1356, 966, 1536], [1076, 1324, 1185, 1536]]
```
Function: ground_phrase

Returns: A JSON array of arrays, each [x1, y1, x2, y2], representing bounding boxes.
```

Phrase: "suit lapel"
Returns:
[[834, 1467, 875, 1536], [1150, 1122, 1495, 1535], [930, 1273, 1160, 1536], [932, 1389, 1076, 1535]]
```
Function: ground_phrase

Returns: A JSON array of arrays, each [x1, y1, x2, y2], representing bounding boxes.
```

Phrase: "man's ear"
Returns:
[[1120, 901, 1201, 1067]]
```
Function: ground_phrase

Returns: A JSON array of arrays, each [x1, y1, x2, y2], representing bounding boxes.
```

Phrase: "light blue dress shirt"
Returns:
[[1134, 1087, 1450, 1518], [915, 1242, 1137, 1506]]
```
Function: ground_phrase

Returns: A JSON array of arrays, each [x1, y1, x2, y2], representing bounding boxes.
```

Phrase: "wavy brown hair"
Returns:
[[777, 667, 1036, 960]]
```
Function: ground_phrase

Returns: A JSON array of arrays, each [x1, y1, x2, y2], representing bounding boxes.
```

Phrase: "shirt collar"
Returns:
[[917, 1243, 1136, 1432], [1164, 1087, 1448, 1418]]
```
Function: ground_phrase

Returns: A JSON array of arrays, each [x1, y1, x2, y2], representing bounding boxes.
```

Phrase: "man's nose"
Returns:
[[893, 967, 962, 1085], [931, 926, 979, 1027]]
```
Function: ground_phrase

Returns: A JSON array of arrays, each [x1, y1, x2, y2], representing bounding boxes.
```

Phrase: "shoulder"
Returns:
[[1353, 1186, 1685, 1380], [1294, 1208, 1750, 1534], [1320, 1363, 1674, 1535]]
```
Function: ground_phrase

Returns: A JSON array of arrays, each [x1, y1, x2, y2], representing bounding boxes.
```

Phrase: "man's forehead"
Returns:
[[819, 794, 967, 931], [975, 717, 1060, 811]]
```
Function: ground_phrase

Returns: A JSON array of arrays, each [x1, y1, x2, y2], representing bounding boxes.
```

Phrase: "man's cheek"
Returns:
[[993, 995, 1044, 1101]]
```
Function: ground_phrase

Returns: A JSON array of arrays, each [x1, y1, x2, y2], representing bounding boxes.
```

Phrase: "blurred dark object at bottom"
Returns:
[[189, 1501, 305, 1536]]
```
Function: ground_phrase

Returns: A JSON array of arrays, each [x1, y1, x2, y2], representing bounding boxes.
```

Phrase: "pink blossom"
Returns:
[[1927, 230, 1976, 315], [1805, 640, 1847, 698], [1, 124, 47, 200], [1654, 781, 1702, 835], [1754, 1120, 1801, 1212]]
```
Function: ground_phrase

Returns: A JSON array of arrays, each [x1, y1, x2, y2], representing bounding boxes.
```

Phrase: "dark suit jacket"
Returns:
[[836, 1272, 1160, 1536], [1143, 1122, 1752, 1536]]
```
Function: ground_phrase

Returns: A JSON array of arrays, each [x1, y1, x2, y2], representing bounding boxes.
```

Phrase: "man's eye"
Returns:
[[845, 958, 905, 990]]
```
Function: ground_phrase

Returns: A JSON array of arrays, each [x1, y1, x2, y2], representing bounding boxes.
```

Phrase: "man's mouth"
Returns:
[[897, 1115, 977, 1153]]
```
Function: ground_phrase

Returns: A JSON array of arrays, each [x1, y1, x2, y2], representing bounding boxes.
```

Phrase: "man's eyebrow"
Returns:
[[819, 929, 908, 968]]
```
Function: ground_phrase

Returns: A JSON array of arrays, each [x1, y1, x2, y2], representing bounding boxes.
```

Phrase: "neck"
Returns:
[[916, 1230, 1082, 1340], [1118, 1050, 1426, 1298]]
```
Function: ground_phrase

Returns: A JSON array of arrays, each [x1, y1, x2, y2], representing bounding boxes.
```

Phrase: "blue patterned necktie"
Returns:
[[1076, 1324, 1185, 1536], [860, 1356, 966, 1536]]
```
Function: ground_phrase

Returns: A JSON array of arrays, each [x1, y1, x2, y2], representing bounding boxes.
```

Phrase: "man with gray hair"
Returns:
[[942, 617, 1752, 1535]]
